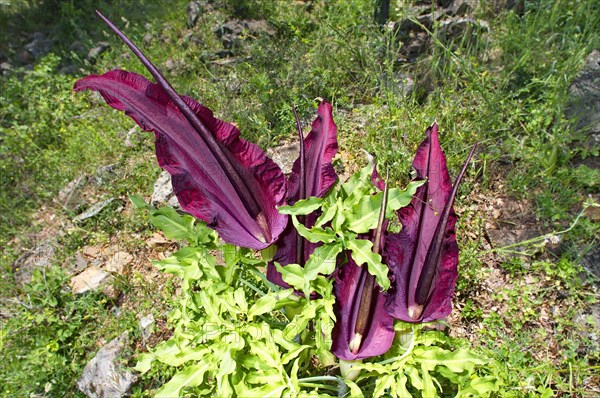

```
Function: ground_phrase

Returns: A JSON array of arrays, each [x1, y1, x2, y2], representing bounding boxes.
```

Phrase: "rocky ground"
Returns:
[[2, 1, 599, 396]]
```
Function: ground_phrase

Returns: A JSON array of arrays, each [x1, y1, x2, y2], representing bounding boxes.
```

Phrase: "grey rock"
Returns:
[[1, 61, 12, 73], [13, 241, 56, 285], [151, 170, 180, 208], [437, 17, 489, 43], [69, 40, 86, 54], [74, 199, 115, 222], [581, 245, 600, 280], [450, 0, 476, 16], [70, 266, 110, 294], [139, 314, 155, 346], [187, 1, 204, 28], [380, 72, 415, 98], [93, 163, 119, 186], [59, 64, 78, 75], [486, 228, 542, 259], [573, 303, 600, 357], [63, 252, 90, 275], [57, 175, 87, 211], [566, 50, 600, 134], [267, 142, 300, 175], [214, 19, 272, 49], [77, 332, 139, 398], [124, 126, 142, 148], [24, 32, 52, 59], [86, 42, 111, 63]]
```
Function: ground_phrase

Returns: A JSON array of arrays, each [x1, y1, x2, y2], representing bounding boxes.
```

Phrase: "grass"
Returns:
[[1, 0, 599, 396]]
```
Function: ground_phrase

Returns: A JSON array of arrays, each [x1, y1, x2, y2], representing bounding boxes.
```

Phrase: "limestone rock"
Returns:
[[266, 142, 300, 175], [77, 332, 139, 398], [105, 251, 133, 274], [74, 199, 115, 222], [13, 241, 56, 285], [151, 170, 180, 208], [70, 266, 110, 294], [187, 1, 204, 28]]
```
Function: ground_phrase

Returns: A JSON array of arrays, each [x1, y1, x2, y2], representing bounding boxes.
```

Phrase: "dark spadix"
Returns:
[[74, 11, 287, 249], [331, 179, 394, 360], [266, 102, 338, 287], [385, 123, 477, 322]]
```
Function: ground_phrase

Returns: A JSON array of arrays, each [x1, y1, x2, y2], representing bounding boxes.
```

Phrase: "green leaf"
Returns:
[[248, 290, 293, 319], [249, 340, 281, 369], [275, 262, 305, 291], [395, 372, 412, 398], [280, 344, 311, 365], [458, 376, 502, 397], [134, 352, 155, 373], [155, 362, 210, 398], [129, 194, 150, 210], [405, 366, 423, 390], [291, 215, 336, 243], [278, 196, 323, 215], [346, 192, 384, 233], [150, 206, 195, 241], [416, 347, 488, 373], [387, 180, 425, 212], [373, 373, 395, 398], [234, 288, 248, 313], [314, 200, 337, 227], [346, 238, 390, 290], [420, 364, 438, 398], [345, 380, 365, 398], [302, 242, 342, 283]]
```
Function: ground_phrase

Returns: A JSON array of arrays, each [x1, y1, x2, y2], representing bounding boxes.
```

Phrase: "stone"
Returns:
[[450, 0, 476, 16], [486, 228, 542, 259], [380, 72, 415, 98], [105, 251, 133, 274], [266, 142, 301, 174], [13, 241, 56, 285], [93, 163, 120, 186], [0, 61, 12, 74], [214, 19, 272, 49], [187, 1, 204, 28], [63, 252, 90, 275], [57, 175, 87, 211], [573, 303, 600, 357], [74, 199, 115, 222], [59, 64, 78, 75], [147, 232, 170, 247], [86, 42, 111, 63], [580, 245, 600, 280], [139, 314, 155, 346], [437, 17, 489, 44], [70, 266, 110, 294], [151, 170, 180, 207], [24, 31, 52, 59], [69, 41, 86, 54], [124, 126, 142, 148], [77, 332, 139, 398], [566, 50, 600, 140]]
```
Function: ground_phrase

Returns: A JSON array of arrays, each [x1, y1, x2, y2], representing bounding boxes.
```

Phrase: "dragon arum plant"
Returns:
[[75, 11, 500, 397]]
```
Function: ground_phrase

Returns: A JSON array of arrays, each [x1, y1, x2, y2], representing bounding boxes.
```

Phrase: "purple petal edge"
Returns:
[[75, 70, 287, 249], [331, 257, 395, 360], [385, 124, 475, 322]]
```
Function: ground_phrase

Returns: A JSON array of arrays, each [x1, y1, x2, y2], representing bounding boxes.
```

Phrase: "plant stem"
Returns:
[[378, 327, 416, 365]]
